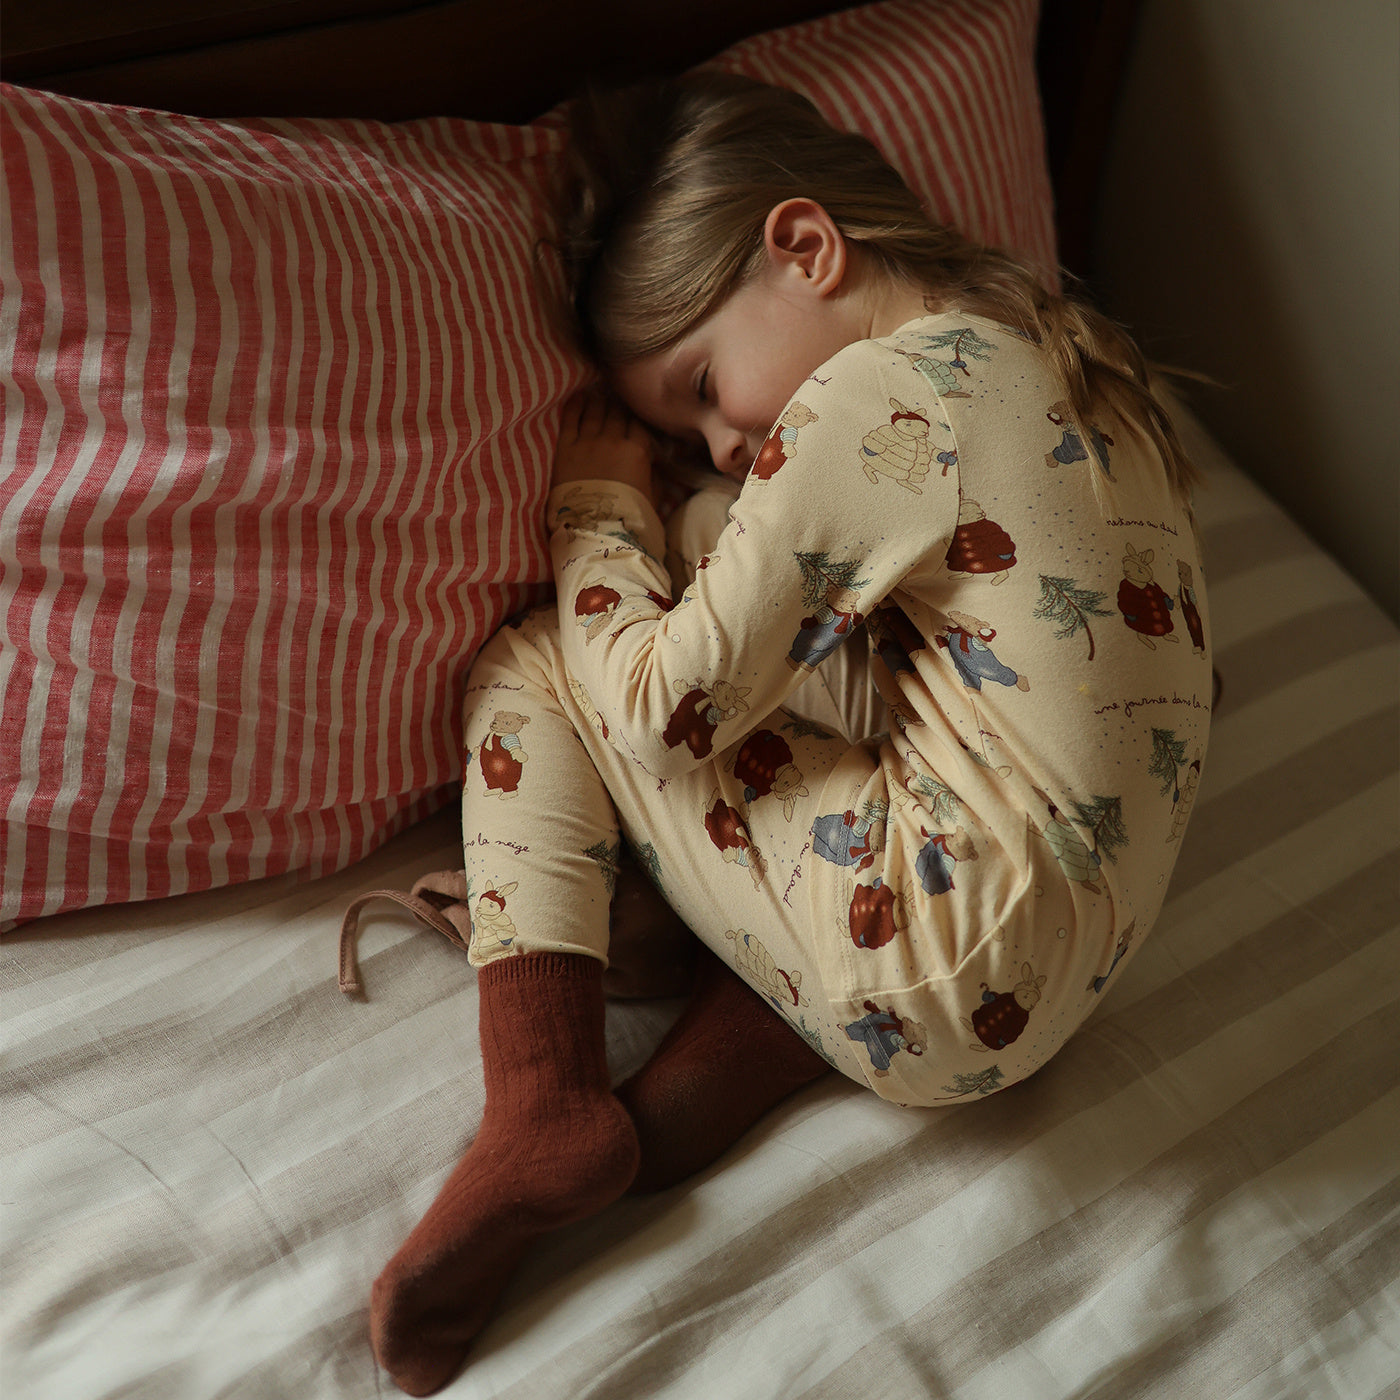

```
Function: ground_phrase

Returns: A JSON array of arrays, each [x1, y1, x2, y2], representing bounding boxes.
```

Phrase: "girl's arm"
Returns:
[[547, 339, 959, 777]]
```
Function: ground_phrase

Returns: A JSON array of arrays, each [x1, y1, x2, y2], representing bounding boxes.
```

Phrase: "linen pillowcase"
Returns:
[[1, 90, 586, 928], [0, 0, 1054, 930], [716, 0, 1058, 286]]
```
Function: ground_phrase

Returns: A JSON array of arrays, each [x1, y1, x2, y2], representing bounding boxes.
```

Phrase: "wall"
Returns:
[[1092, 0, 1399, 620]]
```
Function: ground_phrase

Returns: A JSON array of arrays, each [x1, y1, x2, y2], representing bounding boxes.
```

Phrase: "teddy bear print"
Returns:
[[858, 398, 935, 492], [1117, 543, 1179, 648], [552, 485, 621, 533], [844, 1000, 929, 1076], [787, 583, 864, 672], [573, 578, 623, 642], [810, 806, 885, 872], [471, 880, 520, 959], [945, 497, 1017, 584], [724, 928, 808, 1008], [915, 824, 978, 895], [845, 875, 910, 950], [1044, 400, 1115, 479], [752, 401, 819, 481], [478, 711, 529, 797], [1177, 559, 1207, 655], [935, 611, 1031, 692], [662, 676, 751, 760], [962, 962, 1046, 1051], [727, 728, 810, 820], [703, 789, 767, 887]]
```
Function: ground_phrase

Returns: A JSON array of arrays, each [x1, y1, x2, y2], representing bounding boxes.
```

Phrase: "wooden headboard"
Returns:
[[1, 0, 1139, 278]]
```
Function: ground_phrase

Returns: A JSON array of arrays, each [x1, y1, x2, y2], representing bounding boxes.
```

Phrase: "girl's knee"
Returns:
[[466, 607, 566, 696]]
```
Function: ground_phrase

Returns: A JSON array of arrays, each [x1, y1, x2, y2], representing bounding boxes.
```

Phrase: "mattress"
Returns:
[[4, 406, 1398, 1400]]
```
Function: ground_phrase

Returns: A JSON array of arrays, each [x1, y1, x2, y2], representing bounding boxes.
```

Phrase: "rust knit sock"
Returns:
[[369, 952, 639, 1397], [617, 949, 833, 1194]]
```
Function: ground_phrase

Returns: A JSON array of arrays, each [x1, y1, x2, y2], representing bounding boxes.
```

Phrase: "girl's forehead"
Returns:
[[611, 346, 690, 428]]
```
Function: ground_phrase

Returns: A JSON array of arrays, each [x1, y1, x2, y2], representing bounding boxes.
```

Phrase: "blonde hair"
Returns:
[[558, 72, 1199, 498]]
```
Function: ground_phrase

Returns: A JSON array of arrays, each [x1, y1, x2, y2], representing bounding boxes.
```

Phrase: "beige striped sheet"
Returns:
[[2, 417, 1397, 1399]]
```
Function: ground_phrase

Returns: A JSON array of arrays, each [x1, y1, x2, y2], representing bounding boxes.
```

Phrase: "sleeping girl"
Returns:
[[364, 72, 1213, 1395]]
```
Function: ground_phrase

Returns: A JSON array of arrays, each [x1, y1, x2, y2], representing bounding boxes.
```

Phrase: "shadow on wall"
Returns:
[[1091, 0, 1400, 622]]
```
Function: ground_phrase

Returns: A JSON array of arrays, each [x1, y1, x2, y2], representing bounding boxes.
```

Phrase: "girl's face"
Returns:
[[612, 200, 875, 483], [613, 266, 860, 482]]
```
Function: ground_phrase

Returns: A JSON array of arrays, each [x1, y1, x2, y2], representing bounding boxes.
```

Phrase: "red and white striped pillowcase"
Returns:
[[1, 96, 584, 925], [0, 0, 1053, 930], [715, 0, 1058, 286]]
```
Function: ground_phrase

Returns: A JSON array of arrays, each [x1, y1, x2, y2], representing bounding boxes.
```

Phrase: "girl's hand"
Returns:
[[553, 391, 655, 504]]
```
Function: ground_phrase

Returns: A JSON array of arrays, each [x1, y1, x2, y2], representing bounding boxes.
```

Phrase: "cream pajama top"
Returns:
[[541, 311, 1212, 1104]]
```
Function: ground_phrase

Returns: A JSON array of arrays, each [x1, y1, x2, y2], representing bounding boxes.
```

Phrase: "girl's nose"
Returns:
[[706, 425, 750, 476]]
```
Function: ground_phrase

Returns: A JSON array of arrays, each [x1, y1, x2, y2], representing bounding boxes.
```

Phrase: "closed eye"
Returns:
[[695, 368, 709, 404]]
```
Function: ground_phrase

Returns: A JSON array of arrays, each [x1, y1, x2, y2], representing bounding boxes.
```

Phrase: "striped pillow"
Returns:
[[717, 0, 1057, 285], [0, 0, 1053, 930]]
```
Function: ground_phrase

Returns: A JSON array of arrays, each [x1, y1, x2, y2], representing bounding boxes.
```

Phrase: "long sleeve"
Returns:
[[546, 336, 962, 778]]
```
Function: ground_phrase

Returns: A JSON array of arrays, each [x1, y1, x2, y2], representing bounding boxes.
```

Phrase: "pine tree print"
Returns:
[[782, 715, 841, 742], [788, 1013, 836, 1066], [584, 837, 622, 895], [629, 839, 664, 889], [1073, 794, 1128, 864], [792, 551, 870, 609], [1149, 727, 1188, 798], [908, 772, 961, 827], [918, 326, 997, 376], [1034, 574, 1112, 660], [940, 1064, 1006, 1097]]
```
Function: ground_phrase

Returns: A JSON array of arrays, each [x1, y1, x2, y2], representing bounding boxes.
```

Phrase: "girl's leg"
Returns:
[[369, 611, 641, 1396], [603, 494, 890, 1191], [617, 942, 834, 1193], [371, 955, 637, 1396], [370, 602, 883, 1388]]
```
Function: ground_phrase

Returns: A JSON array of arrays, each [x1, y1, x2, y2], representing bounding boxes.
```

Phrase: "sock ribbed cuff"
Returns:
[[476, 951, 611, 1094], [477, 950, 605, 990]]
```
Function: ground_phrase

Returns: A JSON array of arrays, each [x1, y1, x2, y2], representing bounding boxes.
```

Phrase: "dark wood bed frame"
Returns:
[[1, 0, 1138, 279]]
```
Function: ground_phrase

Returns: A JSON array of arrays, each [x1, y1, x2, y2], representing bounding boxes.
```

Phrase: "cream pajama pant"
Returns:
[[458, 595, 900, 1091]]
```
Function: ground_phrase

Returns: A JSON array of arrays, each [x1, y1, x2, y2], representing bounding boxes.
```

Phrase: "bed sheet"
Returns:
[[4, 408, 1398, 1400]]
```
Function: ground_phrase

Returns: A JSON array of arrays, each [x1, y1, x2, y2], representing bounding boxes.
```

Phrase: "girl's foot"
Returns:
[[617, 948, 833, 1193], [369, 953, 639, 1396]]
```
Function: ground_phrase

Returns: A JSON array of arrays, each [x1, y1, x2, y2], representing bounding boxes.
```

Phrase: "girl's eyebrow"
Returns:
[[648, 349, 698, 431], [659, 345, 692, 396]]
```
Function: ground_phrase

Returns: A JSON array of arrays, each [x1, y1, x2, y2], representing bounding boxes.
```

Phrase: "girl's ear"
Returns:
[[762, 198, 847, 295]]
